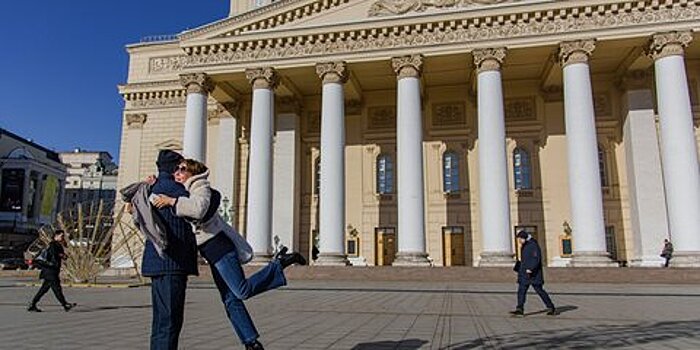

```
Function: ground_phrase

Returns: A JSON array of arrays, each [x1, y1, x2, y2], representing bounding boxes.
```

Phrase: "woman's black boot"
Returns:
[[245, 340, 265, 350]]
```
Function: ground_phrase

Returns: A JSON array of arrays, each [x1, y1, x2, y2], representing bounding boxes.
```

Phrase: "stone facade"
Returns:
[[116, 0, 700, 267]]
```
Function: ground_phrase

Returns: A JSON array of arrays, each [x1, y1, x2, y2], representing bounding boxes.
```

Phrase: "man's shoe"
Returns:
[[546, 308, 559, 316], [277, 251, 307, 269], [63, 303, 77, 312], [27, 305, 42, 312], [509, 308, 524, 317], [245, 340, 265, 350]]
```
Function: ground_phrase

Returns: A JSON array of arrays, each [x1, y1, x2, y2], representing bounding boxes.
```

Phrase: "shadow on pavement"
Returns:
[[73, 304, 152, 312], [446, 320, 700, 349], [351, 338, 428, 349], [522, 305, 578, 316]]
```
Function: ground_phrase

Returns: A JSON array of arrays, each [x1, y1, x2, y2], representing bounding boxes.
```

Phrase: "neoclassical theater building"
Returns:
[[116, 0, 700, 268]]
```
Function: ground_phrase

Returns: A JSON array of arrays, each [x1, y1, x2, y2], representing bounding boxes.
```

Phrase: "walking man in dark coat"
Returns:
[[27, 230, 76, 312], [140, 150, 199, 350], [510, 230, 557, 316]]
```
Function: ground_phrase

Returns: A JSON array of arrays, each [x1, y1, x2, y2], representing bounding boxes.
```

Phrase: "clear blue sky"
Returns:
[[0, 1, 228, 163]]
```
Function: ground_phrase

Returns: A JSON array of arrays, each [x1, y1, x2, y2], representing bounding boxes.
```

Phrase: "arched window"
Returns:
[[314, 157, 321, 195], [513, 147, 532, 190], [443, 151, 460, 193], [376, 154, 394, 194], [598, 146, 608, 187]]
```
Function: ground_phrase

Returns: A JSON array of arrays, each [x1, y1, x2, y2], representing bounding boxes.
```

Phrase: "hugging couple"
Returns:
[[123, 150, 306, 350]]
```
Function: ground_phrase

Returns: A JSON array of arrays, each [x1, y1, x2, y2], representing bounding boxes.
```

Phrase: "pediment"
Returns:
[[180, 0, 524, 43]]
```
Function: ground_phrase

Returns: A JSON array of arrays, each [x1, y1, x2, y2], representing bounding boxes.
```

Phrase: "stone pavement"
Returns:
[[1, 279, 700, 349]]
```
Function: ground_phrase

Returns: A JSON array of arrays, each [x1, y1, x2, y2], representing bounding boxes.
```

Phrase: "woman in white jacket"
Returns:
[[151, 159, 306, 350]]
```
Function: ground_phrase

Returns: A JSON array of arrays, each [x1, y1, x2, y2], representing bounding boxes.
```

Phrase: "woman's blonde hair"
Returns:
[[180, 159, 208, 176]]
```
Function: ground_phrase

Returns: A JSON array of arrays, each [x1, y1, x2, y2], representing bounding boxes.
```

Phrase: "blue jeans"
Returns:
[[517, 283, 554, 310], [210, 248, 287, 345], [150, 274, 188, 350]]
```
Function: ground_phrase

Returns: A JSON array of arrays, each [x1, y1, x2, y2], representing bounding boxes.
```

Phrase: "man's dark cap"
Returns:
[[516, 230, 529, 239], [156, 150, 184, 173]]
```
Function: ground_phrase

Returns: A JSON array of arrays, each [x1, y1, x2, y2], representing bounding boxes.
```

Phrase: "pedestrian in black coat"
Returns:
[[510, 230, 557, 316], [28, 230, 76, 312]]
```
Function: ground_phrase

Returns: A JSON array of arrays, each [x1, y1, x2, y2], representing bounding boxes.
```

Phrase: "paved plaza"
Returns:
[[1, 278, 700, 349]]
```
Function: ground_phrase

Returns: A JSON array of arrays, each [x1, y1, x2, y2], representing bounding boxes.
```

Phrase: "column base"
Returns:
[[570, 251, 618, 267], [248, 253, 272, 266], [478, 252, 514, 267], [314, 253, 350, 266], [392, 252, 431, 267], [669, 252, 700, 268]]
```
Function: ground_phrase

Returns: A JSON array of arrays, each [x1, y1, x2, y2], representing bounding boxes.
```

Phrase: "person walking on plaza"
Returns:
[[661, 239, 674, 268], [510, 230, 557, 317], [151, 158, 306, 350], [27, 230, 76, 312], [124, 150, 199, 350]]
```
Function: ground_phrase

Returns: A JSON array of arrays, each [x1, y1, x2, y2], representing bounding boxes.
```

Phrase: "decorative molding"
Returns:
[[369, 0, 516, 17], [367, 106, 396, 130], [391, 55, 424, 79], [178, 1, 700, 68], [473, 47, 506, 73], [122, 89, 187, 109], [647, 31, 693, 61], [149, 55, 188, 73], [432, 102, 466, 128], [125, 113, 147, 128], [316, 61, 348, 84], [559, 39, 596, 67], [245, 67, 279, 89], [504, 98, 536, 121], [593, 93, 613, 118], [180, 73, 214, 94]]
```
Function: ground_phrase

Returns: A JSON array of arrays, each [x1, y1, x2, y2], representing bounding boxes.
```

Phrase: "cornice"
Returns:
[[174, 0, 700, 70]]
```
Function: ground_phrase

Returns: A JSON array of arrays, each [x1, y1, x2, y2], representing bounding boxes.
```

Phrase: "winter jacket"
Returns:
[[518, 238, 545, 285], [39, 241, 64, 281], [120, 181, 167, 256], [141, 172, 198, 277], [174, 170, 253, 264]]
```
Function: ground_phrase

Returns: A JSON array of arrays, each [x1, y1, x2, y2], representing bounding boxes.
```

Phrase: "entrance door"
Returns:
[[442, 227, 465, 266], [375, 228, 396, 266]]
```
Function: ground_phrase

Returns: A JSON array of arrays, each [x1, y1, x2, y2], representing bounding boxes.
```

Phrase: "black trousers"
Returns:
[[517, 283, 555, 310], [150, 274, 188, 350], [30, 279, 68, 306]]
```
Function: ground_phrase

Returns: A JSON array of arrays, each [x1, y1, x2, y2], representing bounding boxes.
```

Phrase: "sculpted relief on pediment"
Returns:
[[369, 0, 518, 17]]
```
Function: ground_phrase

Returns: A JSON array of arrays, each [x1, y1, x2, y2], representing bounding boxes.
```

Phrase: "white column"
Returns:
[[649, 32, 700, 267], [621, 79, 669, 267], [315, 62, 350, 266], [473, 48, 514, 266], [391, 55, 430, 266], [180, 73, 213, 162], [214, 103, 239, 220], [245, 67, 278, 263], [559, 40, 616, 267]]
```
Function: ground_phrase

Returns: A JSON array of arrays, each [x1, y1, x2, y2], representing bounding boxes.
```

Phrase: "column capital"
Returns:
[[316, 61, 348, 84], [245, 67, 279, 90], [559, 39, 596, 67], [180, 73, 214, 95], [473, 48, 507, 73], [391, 54, 424, 79], [125, 113, 147, 129], [647, 31, 693, 61]]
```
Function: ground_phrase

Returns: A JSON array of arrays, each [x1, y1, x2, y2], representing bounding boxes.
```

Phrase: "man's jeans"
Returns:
[[150, 274, 188, 350], [211, 247, 287, 345], [517, 283, 555, 310]]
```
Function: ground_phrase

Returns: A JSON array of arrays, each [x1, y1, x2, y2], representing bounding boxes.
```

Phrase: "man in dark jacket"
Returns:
[[510, 230, 557, 316], [28, 230, 76, 312], [142, 150, 198, 350]]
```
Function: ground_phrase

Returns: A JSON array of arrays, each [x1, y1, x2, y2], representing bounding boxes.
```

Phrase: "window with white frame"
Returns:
[[376, 154, 394, 194]]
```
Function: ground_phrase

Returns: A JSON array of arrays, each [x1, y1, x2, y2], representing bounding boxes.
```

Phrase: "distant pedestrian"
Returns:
[[661, 239, 674, 268], [27, 230, 76, 312], [510, 230, 557, 317]]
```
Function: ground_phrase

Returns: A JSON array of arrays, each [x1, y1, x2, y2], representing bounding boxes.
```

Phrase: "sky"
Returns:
[[0, 1, 229, 163]]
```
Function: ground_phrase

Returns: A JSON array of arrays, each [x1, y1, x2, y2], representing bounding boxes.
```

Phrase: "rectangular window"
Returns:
[[0, 169, 25, 212]]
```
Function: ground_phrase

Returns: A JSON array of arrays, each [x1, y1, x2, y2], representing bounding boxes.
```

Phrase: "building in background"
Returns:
[[60, 149, 118, 212], [0, 128, 66, 257]]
